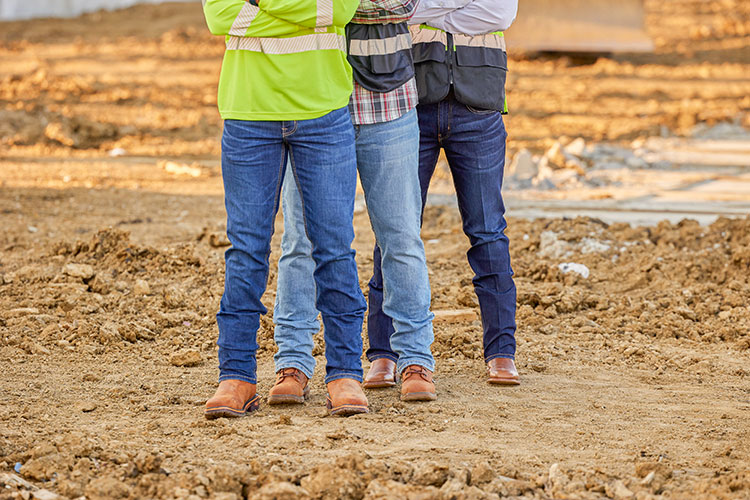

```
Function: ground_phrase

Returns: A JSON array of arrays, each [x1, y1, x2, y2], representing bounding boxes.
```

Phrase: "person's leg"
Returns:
[[356, 109, 435, 378], [441, 100, 517, 363], [272, 161, 318, 380], [365, 103, 442, 363], [285, 108, 368, 385], [207, 119, 286, 417]]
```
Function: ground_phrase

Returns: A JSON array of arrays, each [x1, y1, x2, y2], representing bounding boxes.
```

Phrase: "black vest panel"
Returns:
[[346, 23, 415, 94], [411, 27, 508, 112], [411, 40, 450, 105]]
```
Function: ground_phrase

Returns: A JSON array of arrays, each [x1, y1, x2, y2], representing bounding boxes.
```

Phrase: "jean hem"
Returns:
[[274, 359, 315, 380], [218, 373, 257, 385], [325, 371, 363, 384], [366, 352, 398, 363], [484, 353, 515, 363]]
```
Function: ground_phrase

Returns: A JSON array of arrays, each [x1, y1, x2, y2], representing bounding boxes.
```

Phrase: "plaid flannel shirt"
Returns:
[[347, 0, 420, 125]]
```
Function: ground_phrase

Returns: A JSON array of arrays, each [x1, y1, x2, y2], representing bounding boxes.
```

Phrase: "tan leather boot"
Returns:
[[204, 379, 260, 419], [400, 365, 437, 401], [268, 368, 310, 405], [362, 358, 397, 389], [326, 378, 369, 416], [487, 358, 520, 385]]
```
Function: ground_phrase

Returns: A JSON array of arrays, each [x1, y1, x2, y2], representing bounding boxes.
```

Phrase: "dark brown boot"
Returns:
[[362, 358, 397, 389], [326, 378, 368, 416], [487, 358, 520, 385], [204, 379, 260, 419], [268, 368, 310, 405], [400, 365, 437, 401]]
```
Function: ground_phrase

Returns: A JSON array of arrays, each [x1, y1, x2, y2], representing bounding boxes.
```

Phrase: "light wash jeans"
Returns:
[[217, 108, 367, 385], [273, 109, 434, 378]]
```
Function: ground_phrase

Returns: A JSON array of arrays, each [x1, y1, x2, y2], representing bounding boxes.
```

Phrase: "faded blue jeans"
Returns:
[[274, 109, 435, 378], [368, 96, 517, 362], [217, 108, 367, 385]]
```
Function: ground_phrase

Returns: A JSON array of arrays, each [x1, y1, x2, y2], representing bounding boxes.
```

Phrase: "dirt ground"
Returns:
[[1, 1, 750, 499]]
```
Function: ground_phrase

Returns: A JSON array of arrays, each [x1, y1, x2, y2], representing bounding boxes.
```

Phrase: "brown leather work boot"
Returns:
[[326, 378, 369, 416], [362, 358, 397, 389], [400, 365, 437, 401], [487, 358, 520, 385], [268, 368, 310, 405], [204, 379, 260, 419]]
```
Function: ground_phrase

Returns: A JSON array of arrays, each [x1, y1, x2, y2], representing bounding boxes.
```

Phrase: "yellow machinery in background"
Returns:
[[506, 0, 654, 52]]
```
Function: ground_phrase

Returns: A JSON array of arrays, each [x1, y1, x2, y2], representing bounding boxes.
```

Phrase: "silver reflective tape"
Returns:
[[228, 2, 260, 36], [317, 0, 334, 27], [348, 33, 412, 57], [226, 33, 347, 54], [453, 33, 506, 50], [409, 25, 447, 46]]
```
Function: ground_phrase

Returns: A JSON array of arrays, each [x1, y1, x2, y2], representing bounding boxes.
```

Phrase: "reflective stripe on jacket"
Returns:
[[203, 0, 359, 121], [346, 22, 414, 93]]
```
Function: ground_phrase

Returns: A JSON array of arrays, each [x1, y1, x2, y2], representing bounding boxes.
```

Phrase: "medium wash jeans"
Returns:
[[274, 108, 435, 378], [217, 108, 367, 385], [368, 95, 517, 362]]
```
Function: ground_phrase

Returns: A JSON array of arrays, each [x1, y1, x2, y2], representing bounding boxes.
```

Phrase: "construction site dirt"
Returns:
[[1, 1, 749, 499]]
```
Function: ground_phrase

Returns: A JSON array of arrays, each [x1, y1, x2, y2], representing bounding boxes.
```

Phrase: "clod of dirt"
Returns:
[[133, 451, 163, 474], [432, 309, 478, 324], [170, 350, 202, 367], [248, 482, 310, 500], [63, 263, 95, 281], [133, 279, 150, 296], [85, 476, 132, 500], [300, 464, 364, 500], [363, 479, 439, 499], [607, 479, 635, 499], [44, 116, 119, 149], [209, 233, 231, 248], [79, 402, 97, 413], [411, 462, 450, 487]]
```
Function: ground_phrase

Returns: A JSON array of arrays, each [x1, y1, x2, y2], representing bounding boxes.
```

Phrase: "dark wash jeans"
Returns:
[[367, 94, 517, 363], [217, 108, 367, 385]]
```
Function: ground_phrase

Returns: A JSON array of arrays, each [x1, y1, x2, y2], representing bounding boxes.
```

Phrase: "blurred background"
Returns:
[[1, 0, 748, 225]]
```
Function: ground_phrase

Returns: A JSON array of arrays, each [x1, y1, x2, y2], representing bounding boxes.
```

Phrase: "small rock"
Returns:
[[432, 309, 478, 324], [565, 137, 586, 156], [209, 233, 231, 248], [32, 489, 60, 500], [170, 350, 202, 367], [63, 263, 95, 280], [108, 147, 127, 157], [547, 463, 569, 494], [160, 160, 203, 177], [558, 262, 590, 279], [80, 402, 97, 413], [470, 462, 495, 485], [27, 225, 38, 233], [133, 279, 150, 296], [607, 480, 634, 500], [5, 307, 40, 318], [508, 149, 538, 181]]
